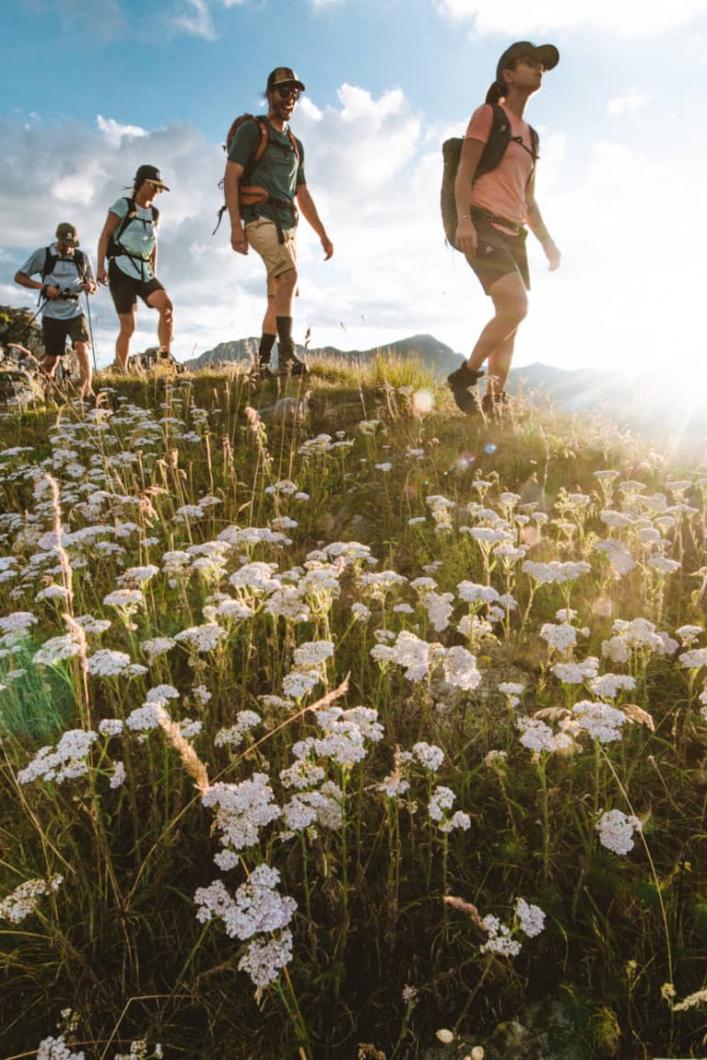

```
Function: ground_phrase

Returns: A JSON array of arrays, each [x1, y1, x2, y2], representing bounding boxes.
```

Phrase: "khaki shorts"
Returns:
[[245, 218, 297, 296]]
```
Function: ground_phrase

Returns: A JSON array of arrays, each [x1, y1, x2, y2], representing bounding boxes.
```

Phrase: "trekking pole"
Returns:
[[85, 291, 98, 374]]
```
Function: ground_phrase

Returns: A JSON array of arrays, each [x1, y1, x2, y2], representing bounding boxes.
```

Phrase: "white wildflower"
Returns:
[[515, 897, 546, 937], [596, 809, 642, 855]]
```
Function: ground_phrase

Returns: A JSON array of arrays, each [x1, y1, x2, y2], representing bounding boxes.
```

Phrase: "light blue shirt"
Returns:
[[109, 197, 158, 281], [18, 243, 95, 321]]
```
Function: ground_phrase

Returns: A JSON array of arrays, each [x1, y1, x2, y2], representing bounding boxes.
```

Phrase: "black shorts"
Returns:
[[42, 314, 90, 358], [109, 260, 164, 315], [466, 221, 530, 295]]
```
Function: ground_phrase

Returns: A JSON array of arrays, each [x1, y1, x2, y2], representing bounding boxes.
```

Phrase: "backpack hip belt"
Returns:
[[470, 205, 527, 238]]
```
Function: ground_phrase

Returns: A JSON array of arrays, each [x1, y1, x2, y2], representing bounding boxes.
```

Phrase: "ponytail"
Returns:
[[485, 80, 506, 105]]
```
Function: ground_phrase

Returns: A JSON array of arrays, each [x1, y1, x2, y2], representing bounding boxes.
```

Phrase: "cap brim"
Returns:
[[534, 44, 559, 71], [275, 79, 306, 92], [149, 181, 170, 191]]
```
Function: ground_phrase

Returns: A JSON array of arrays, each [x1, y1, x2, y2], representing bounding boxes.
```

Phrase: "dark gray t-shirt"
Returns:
[[18, 244, 95, 321]]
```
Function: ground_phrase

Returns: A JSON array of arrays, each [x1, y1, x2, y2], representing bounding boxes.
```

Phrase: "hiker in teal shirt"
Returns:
[[224, 67, 334, 377], [96, 164, 175, 372]]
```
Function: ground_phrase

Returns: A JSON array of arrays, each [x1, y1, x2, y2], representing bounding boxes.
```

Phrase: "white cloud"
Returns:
[[173, 0, 216, 39], [606, 87, 650, 115], [435, 0, 707, 36], [310, 0, 344, 8], [97, 115, 148, 148]]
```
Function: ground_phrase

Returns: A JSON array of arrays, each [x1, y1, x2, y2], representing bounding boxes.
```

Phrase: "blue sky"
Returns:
[[2, 0, 707, 381]]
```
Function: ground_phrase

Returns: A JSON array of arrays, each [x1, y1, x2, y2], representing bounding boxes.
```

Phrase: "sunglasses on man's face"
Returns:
[[276, 86, 301, 101]]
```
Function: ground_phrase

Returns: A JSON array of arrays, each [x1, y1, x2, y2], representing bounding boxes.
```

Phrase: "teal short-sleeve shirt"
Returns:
[[228, 117, 306, 225]]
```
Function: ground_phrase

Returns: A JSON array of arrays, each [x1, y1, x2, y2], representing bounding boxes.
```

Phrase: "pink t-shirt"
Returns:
[[465, 103, 534, 228]]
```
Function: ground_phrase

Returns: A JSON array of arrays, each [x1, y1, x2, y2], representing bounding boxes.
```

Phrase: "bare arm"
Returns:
[[14, 270, 43, 292], [526, 174, 561, 270], [454, 138, 485, 255], [296, 184, 333, 259], [15, 269, 61, 301], [224, 160, 248, 255], [97, 212, 121, 284]]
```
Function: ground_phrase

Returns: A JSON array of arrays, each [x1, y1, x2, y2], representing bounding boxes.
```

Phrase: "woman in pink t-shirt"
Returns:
[[447, 41, 562, 416]]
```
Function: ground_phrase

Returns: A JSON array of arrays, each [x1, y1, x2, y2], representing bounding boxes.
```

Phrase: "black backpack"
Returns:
[[107, 197, 159, 261], [441, 104, 539, 249], [41, 247, 88, 283]]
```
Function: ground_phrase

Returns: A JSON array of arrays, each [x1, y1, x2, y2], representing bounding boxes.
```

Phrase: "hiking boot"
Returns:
[[447, 363, 484, 414], [278, 340, 308, 377], [250, 358, 274, 381], [481, 390, 508, 419]]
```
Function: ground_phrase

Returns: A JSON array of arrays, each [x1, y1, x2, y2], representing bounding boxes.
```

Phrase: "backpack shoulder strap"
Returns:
[[528, 124, 540, 162], [475, 103, 512, 181], [253, 118, 271, 164], [41, 247, 57, 280], [150, 205, 159, 225], [73, 249, 87, 281]]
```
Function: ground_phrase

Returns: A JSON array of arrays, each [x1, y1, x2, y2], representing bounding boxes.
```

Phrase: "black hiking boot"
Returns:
[[447, 363, 484, 414], [250, 358, 273, 380], [278, 340, 308, 377]]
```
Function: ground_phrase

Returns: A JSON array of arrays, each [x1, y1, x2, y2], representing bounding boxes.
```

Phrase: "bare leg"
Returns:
[[466, 272, 528, 375], [73, 341, 92, 397], [272, 269, 297, 318], [262, 296, 277, 336], [116, 310, 136, 370], [486, 331, 517, 397], [146, 289, 174, 352]]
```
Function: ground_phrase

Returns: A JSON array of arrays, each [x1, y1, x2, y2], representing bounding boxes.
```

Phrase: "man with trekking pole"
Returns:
[[222, 66, 334, 377], [14, 222, 97, 400]]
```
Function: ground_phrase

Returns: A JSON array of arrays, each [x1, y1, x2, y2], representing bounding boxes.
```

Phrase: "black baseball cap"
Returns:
[[496, 41, 560, 81], [267, 67, 306, 93], [134, 164, 170, 191]]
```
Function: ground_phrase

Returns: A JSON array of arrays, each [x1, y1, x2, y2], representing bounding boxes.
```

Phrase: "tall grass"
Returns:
[[0, 359, 705, 1059]]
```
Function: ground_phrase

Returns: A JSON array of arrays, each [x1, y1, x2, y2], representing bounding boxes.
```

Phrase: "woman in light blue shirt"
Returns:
[[96, 164, 174, 372]]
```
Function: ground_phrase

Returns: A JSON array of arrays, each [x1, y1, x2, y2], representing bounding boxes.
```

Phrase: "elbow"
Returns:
[[14, 271, 25, 285]]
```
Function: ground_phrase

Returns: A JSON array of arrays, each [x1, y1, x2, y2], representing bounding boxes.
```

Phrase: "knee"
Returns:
[[119, 317, 135, 337], [161, 298, 174, 320], [277, 269, 298, 291], [497, 299, 528, 328]]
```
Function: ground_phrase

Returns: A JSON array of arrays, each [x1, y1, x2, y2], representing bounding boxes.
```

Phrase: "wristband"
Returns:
[[41, 284, 49, 298]]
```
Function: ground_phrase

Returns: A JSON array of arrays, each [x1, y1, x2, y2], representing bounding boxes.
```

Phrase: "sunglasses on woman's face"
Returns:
[[276, 86, 301, 101]]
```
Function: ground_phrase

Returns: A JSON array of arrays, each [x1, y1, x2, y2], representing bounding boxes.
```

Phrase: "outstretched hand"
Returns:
[[321, 235, 334, 260]]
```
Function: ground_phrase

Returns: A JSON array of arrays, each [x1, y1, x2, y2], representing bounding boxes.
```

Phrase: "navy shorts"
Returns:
[[42, 314, 89, 358], [466, 221, 530, 295], [109, 260, 164, 315]]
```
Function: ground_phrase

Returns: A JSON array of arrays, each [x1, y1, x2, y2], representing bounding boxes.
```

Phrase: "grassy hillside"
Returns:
[[0, 358, 705, 1059]]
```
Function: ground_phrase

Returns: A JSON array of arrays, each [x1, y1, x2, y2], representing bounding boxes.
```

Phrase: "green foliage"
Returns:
[[0, 363, 705, 1059]]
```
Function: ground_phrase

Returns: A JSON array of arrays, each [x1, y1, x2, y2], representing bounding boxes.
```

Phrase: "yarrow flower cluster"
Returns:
[[0, 874, 63, 923], [428, 785, 471, 833], [596, 809, 642, 854], [194, 865, 296, 989], [18, 730, 98, 785]]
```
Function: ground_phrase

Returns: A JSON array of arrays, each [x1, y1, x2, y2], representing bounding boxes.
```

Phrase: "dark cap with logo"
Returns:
[[267, 67, 306, 93], [56, 222, 79, 246], [496, 41, 560, 80], [135, 164, 171, 191]]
